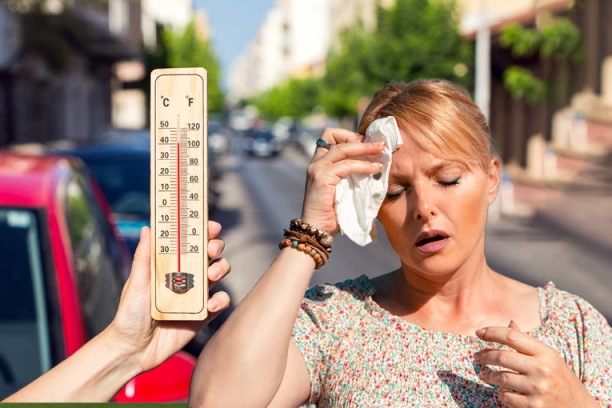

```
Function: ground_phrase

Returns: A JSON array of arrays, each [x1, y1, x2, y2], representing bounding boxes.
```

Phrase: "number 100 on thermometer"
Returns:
[[150, 68, 208, 321]]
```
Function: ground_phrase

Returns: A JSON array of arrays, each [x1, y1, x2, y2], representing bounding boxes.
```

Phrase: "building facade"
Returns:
[[228, 0, 331, 104]]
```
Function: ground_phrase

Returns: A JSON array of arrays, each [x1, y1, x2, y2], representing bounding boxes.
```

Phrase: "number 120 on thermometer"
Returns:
[[150, 68, 209, 321]]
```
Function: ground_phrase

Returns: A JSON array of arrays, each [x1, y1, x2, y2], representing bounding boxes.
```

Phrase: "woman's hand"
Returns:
[[107, 222, 231, 373], [301, 128, 385, 234], [474, 324, 600, 408]]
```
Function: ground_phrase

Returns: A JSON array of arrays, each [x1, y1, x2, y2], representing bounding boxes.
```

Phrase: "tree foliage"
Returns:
[[322, 0, 471, 118], [253, 77, 321, 121], [254, 0, 472, 120]]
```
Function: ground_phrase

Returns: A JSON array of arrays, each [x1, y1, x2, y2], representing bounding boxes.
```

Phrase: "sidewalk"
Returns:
[[533, 193, 612, 259], [531, 152, 612, 258]]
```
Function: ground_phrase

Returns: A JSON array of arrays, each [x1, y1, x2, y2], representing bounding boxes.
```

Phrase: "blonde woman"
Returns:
[[190, 80, 611, 407]]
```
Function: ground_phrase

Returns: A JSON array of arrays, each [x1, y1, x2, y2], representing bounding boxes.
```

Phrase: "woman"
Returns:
[[5, 223, 231, 402], [190, 80, 611, 407]]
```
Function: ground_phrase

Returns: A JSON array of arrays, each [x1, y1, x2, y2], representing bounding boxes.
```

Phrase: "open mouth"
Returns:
[[415, 230, 450, 254], [416, 235, 446, 247]]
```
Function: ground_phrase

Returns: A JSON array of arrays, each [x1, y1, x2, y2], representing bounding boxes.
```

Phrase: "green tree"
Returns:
[[321, 0, 472, 118], [253, 77, 321, 121], [162, 21, 225, 112]]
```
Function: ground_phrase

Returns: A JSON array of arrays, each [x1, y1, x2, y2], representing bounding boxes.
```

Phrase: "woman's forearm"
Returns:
[[3, 328, 141, 402], [190, 248, 315, 407]]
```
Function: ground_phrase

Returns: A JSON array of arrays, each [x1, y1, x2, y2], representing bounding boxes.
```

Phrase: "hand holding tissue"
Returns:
[[335, 116, 403, 246]]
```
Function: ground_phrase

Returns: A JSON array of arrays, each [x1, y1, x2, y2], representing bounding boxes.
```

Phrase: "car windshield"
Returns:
[[0, 208, 52, 399], [83, 155, 150, 219]]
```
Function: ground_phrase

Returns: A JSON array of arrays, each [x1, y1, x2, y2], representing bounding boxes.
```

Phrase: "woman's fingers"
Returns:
[[317, 141, 385, 164], [208, 220, 222, 240], [324, 159, 384, 179], [208, 257, 230, 290], [206, 291, 231, 317], [208, 239, 225, 259], [497, 387, 528, 408], [474, 349, 532, 374], [475, 327, 544, 356], [479, 369, 531, 394], [312, 128, 365, 160]]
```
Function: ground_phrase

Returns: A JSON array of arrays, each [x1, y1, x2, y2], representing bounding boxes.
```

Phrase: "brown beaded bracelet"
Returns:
[[289, 219, 334, 250], [283, 229, 330, 259], [279, 237, 326, 269]]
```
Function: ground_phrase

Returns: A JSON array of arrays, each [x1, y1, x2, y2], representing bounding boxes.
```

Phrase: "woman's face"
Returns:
[[377, 134, 499, 277]]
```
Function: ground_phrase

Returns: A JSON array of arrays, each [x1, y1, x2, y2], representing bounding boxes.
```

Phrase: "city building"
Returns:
[[0, 1, 140, 146], [228, 0, 331, 104], [141, 0, 193, 48]]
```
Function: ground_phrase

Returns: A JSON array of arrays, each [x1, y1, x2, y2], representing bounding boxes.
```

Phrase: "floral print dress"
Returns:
[[291, 275, 612, 407]]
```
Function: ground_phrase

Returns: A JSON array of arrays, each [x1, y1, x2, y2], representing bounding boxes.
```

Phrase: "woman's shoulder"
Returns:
[[302, 275, 374, 311], [542, 282, 610, 332]]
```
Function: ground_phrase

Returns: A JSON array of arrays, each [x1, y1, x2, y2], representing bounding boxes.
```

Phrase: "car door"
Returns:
[[0, 208, 59, 399]]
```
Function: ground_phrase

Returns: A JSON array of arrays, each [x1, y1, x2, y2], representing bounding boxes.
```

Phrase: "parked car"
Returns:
[[52, 145, 153, 256], [52, 137, 230, 356], [53, 141, 219, 255], [0, 152, 194, 401], [243, 129, 282, 158]]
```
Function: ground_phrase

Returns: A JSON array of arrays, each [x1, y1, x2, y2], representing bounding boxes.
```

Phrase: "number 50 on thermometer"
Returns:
[[150, 68, 209, 321]]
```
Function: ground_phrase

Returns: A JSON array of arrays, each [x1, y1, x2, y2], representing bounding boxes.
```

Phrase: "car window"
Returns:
[[64, 175, 121, 339], [0, 208, 52, 399], [81, 156, 150, 219]]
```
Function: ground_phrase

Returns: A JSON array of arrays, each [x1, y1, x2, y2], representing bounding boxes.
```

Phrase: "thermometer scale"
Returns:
[[150, 67, 208, 321]]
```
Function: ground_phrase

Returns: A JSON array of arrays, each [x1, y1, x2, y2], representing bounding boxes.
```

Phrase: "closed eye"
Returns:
[[439, 175, 461, 187], [386, 187, 407, 200]]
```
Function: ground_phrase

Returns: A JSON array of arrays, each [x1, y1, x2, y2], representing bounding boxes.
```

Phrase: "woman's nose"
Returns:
[[412, 188, 437, 221]]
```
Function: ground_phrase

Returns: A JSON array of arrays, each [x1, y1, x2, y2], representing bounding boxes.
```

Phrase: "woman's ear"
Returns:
[[487, 157, 501, 204]]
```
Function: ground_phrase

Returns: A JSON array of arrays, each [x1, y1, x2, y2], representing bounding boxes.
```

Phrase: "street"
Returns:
[[214, 137, 612, 323]]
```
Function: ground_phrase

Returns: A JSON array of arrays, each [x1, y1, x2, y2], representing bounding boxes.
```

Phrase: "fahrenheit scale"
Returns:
[[151, 68, 208, 321]]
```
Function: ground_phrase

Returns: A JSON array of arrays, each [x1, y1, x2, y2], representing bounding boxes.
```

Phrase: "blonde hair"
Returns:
[[359, 80, 492, 170]]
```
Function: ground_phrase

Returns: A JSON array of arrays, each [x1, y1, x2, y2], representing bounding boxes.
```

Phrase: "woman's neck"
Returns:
[[378, 238, 504, 324]]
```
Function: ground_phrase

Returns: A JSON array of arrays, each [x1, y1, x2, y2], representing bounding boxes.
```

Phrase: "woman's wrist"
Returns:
[[278, 246, 318, 273], [100, 325, 144, 381]]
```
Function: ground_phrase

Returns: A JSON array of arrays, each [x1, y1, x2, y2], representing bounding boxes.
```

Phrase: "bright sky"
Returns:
[[194, 0, 276, 88]]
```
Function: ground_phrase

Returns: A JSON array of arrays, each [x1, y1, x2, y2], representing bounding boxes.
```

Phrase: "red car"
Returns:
[[0, 152, 194, 402]]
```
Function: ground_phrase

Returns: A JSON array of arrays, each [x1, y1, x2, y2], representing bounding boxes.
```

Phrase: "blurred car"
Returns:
[[52, 145, 153, 256], [208, 120, 229, 157], [0, 152, 195, 402], [53, 139, 219, 255], [244, 129, 282, 158], [52, 136, 230, 357]]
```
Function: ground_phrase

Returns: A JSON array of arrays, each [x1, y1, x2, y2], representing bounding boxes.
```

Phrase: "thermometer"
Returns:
[[150, 67, 208, 321]]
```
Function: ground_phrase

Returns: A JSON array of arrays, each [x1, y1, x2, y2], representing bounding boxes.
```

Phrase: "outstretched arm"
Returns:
[[4, 223, 231, 402]]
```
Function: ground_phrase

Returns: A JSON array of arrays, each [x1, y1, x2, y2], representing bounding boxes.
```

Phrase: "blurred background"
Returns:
[[0, 0, 611, 402]]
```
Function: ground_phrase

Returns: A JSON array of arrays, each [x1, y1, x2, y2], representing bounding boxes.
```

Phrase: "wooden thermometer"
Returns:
[[150, 67, 208, 321]]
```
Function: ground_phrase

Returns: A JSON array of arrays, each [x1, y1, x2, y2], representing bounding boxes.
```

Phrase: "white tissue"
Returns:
[[334, 116, 403, 246]]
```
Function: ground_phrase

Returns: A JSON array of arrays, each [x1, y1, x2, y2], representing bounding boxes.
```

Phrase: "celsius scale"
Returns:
[[150, 67, 209, 321]]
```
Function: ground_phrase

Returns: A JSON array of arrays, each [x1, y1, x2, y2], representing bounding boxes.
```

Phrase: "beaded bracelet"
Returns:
[[289, 219, 334, 250], [283, 229, 330, 259], [279, 237, 327, 269]]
